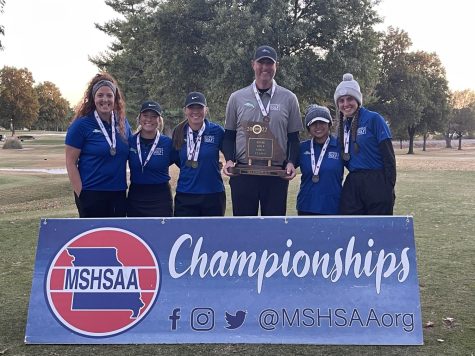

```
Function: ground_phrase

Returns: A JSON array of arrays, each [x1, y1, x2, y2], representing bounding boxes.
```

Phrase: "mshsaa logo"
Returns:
[[45, 228, 160, 337]]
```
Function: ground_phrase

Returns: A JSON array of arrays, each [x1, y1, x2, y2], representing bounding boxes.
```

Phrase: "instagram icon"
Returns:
[[191, 308, 215, 331]]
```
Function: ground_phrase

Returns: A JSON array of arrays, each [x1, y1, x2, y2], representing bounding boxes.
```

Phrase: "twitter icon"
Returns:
[[225, 310, 247, 329]]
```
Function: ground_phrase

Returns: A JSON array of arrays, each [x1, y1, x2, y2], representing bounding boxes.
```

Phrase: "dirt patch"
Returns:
[[396, 146, 475, 171]]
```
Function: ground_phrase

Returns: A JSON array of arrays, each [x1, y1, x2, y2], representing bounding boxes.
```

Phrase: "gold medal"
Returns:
[[110, 147, 116, 156], [185, 160, 193, 167], [191, 161, 199, 168], [343, 152, 350, 161], [263, 115, 270, 123], [312, 175, 319, 183]]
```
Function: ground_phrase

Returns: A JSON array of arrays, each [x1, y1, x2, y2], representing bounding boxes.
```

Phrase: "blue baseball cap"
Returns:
[[140, 101, 162, 115], [185, 92, 207, 107], [254, 45, 277, 63]]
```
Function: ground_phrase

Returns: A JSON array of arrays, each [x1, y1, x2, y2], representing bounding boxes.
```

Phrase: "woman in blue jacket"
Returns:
[[127, 101, 173, 217], [171, 92, 226, 217], [65, 73, 131, 218], [334, 73, 396, 215], [296, 105, 343, 215]]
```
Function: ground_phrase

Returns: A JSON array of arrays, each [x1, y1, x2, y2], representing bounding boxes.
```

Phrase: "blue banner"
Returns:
[[25, 217, 423, 345]]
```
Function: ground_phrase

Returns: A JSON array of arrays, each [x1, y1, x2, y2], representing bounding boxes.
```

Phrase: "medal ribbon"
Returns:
[[136, 131, 161, 171], [94, 110, 116, 153], [311, 136, 330, 177], [252, 80, 276, 119], [343, 116, 359, 155], [343, 121, 351, 155], [186, 122, 206, 162]]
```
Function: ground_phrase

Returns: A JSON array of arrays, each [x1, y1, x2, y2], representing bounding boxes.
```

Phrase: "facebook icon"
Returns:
[[169, 308, 181, 330]]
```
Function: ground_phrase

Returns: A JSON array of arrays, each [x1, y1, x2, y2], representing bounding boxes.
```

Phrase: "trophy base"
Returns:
[[229, 165, 289, 177]]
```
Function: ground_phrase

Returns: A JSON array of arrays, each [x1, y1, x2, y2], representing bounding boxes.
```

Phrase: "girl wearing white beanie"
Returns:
[[334, 73, 396, 215]]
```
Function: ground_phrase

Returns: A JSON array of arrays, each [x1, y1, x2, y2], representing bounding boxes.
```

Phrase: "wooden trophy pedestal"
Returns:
[[229, 164, 289, 177]]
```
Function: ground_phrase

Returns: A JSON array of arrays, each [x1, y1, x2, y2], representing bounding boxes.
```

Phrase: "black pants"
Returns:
[[298, 211, 325, 216], [74, 190, 126, 218], [339, 170, 395, 215], [174, 191, 226, 217], [127, 183, 173, 217], [229, 175, 289, 216]]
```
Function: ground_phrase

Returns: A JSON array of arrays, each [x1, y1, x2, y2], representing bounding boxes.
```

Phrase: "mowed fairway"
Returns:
[[0, 133, 474, 355]]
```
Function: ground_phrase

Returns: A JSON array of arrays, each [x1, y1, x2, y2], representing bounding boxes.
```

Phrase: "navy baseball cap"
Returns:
[[254, 45, 277, 63], [185, 92, 207, 107], [140, 101, 162, 115]]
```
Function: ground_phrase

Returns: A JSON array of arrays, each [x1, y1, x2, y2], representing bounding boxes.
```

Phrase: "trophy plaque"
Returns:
[[229, 121, 289, 176]]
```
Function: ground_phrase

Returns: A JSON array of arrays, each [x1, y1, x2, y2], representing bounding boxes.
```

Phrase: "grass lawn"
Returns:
[[0, 134, 474, 355]]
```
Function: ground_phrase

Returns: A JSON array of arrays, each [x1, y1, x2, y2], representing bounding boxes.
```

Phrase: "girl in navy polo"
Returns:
[[127, 101, 173, 217], [65, 73, 131, 217], [171, 92, 226, 216], [296, 105, 343, 215], [334, 73, 396, 215]]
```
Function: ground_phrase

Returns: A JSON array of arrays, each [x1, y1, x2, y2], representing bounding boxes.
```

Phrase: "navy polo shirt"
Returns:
[[296, 136, 343, 214], [65, 112, 131, 191], [128, 133, 172, 185], [172, 119, 225, 194], [346, 107, 392, 172]]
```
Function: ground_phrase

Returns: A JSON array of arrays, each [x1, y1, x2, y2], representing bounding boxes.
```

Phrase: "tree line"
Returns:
[[1, 0, 474, 152], [0, 67, 72, 134]]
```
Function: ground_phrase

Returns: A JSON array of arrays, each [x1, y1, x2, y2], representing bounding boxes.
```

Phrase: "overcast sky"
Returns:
[[1, 0, 473, 105]]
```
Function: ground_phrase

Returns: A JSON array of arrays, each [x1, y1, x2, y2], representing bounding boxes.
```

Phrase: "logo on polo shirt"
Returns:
[[357, 127, 367, 135], [204, 135, 215, 143], [153, 148, 164, 155], [93, 129, 102, 133], [244, 102, 255, 109], [328, 152, 339, 159], [270, 104, 280, 111], [45, 228, 160, 337]]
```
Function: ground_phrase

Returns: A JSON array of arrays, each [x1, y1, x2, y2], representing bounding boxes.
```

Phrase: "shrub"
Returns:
[[17, 135, 35, 141], [2, 137, 23, 149]]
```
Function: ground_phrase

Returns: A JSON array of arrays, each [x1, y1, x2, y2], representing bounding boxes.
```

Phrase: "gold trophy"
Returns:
[[229, 120, 288, 176]]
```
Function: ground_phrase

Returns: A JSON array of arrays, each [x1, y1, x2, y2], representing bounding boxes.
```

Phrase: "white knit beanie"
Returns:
[[334, 73, 362, 106]]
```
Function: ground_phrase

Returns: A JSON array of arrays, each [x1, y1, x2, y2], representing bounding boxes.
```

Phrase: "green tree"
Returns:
[[33, 81, 70, 131], [0, 66, 39, 135], [450, 90, 475, 150], [92, 0, 382, 119], [408, 51, 450, 151], [376, 28, 434, 154], [94, 0, 161, 120]]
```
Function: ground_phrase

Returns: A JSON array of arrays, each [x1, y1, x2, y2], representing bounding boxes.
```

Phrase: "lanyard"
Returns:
[[136, 132, 160, 172], [343, 121, 351, 155], [186, 122, 206, 162], [310, 137, 330, 177], [252, 80, 276, 119], [94, 110, 116, 155]]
